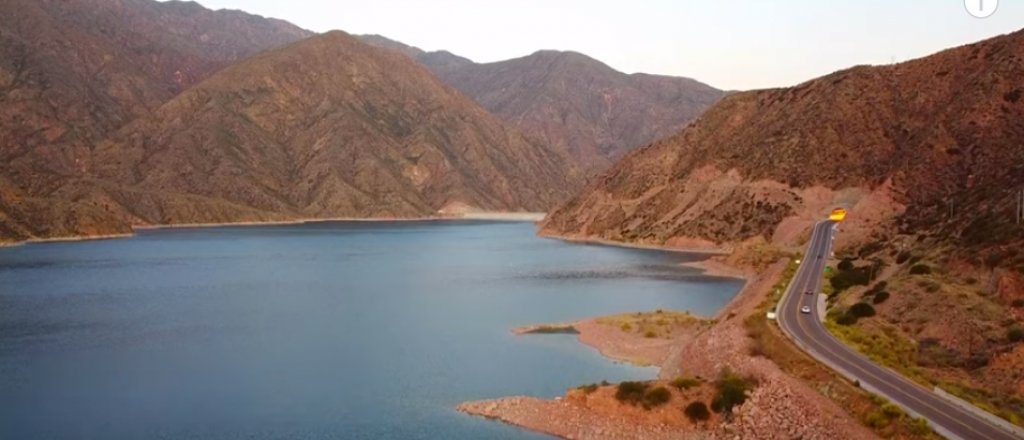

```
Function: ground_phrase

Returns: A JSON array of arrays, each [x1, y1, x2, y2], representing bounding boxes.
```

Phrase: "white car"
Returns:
[[800, 306, 812, 314]]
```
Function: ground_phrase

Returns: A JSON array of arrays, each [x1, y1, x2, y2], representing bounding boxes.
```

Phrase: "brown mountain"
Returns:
[[0, 0, 312, 195], [358, 35, 724, 173], [0, 0, 314, 242], [540, 28, 1024, 414], [540, 28, 1024, 254], [79, 30, 578, 227]]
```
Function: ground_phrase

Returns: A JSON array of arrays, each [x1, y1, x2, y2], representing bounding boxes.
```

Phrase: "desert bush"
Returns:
[[1009, 327, 1024, 343], [865, 411, 888, 429], [907, 416, 932, 436], [710, 368, 755, 414], [684, 401, 711, 422], [615, 381, 649, 404], [644, 330, 657, 338], [873, 291, 891, 304], [849, 302, 877, 318], [910, 264, 932, 275], [672, 376, 703, 391], [880, 403, 904, 419], [838, 258, 855, 271], [642, 386, 672, 408], [896, 251, 913, 264], [1012, 299, 1024, 308], [576, 383, 599, 394], [836, 313, 859, 326], [621, 323, 632, 332]]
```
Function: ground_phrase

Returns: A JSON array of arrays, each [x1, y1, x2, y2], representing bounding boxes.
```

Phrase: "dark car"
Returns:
[[805, 290, 814, 295]]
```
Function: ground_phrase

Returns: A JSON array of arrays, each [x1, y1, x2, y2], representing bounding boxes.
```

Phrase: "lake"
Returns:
[[0, 221, 743, 440]]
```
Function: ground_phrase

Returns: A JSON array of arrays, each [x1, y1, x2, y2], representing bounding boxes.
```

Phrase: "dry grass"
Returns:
[[596, 310, 711, 339]]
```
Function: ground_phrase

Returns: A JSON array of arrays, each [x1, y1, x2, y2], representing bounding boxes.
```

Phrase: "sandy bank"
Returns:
[[514, 311, 713, 368]]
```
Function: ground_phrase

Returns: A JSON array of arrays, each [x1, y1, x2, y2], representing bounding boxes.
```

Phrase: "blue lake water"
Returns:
[[0, 221, 742, 440]]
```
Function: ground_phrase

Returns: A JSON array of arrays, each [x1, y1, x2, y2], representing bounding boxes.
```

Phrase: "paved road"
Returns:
[[777, 220, 1024, 440]]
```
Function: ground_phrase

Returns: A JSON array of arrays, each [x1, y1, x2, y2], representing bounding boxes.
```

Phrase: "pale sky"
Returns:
[[176, 0, 1023, 90]]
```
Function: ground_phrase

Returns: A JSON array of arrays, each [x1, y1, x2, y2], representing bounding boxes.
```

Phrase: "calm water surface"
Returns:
[[0, 221, 742, 440]]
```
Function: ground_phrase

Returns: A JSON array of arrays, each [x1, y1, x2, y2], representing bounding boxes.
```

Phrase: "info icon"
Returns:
[[964, 0, 998, 18]]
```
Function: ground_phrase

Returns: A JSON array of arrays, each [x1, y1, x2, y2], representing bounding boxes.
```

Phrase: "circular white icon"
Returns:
[[964, 0, 998, 18]]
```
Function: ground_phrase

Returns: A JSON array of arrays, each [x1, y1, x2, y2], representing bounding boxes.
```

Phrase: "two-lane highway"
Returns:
[[777, 220, 1024, 440]]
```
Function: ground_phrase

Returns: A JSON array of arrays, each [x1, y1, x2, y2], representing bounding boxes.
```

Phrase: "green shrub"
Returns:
[[838, 258, 855, 271], [865, 411, 888, 429], [880, 403, 904, 419], [906, 416, 932, 436], [909, 264, 932, 275], [672, 376, 703, 391], [684, 401, 711, 422], [576, 383, 599, 394], [849, 302, 877, 318], [1009, 327, 1024, 343], [710, 368, 755, 414], [872, 291, 891, 304], [615, 381, 649, 404], [600, 380, 610, 386], [642, 386, 672, 408], [836, 313, 859, 326], [1012, 299, 1024, 308]]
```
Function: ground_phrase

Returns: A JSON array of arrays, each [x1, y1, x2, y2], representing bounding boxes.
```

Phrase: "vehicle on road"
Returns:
[[805, 290, 813, 295], [800, 306, 811, 314]]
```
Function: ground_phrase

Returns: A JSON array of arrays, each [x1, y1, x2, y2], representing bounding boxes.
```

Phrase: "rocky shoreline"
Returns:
[[458, 249, 881, 440]]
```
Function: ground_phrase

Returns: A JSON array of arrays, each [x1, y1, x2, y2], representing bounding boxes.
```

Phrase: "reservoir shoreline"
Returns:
[[0, 211, 547, 248]]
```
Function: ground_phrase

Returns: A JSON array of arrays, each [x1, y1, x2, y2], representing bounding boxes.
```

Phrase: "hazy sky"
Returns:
[[179, 0, 1023, 90]]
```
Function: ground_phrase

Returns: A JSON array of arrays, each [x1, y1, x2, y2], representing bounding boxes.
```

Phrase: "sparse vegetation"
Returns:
[[873, 291, 891, 304], [613, 381, 672, 409], [839, 258, 855, 271], [598, 310, 707, 338], [1012, 298, 1024, 308], [710, 367, 756, 415], [576, 383, 600, 394], [909, 264, 932, 275], [907, 417, 932, 436], [830, 259, 884, 294], [684, 401, 711, 422], [1009, 326, 1023, 343], [849, 302, 877, 318], [614, 381, 649, 405], [746, 263, 941, 439], [642, 386, 672, 409], [522, 324, 579, 334], [671, 376, 704, 391]]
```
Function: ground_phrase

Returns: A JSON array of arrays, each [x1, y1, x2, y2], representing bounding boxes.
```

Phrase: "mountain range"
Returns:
[[357, 35, 724, 172]]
